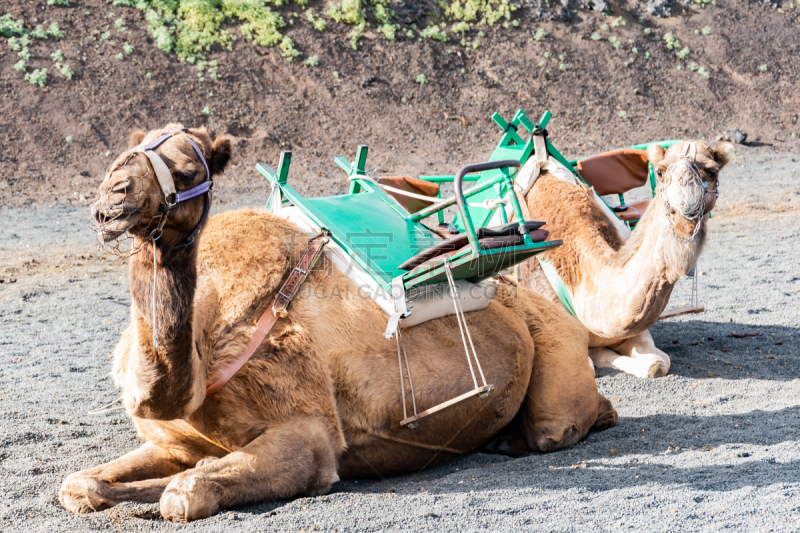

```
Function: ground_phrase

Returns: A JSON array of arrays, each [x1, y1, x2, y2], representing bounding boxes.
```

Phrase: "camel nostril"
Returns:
[[92, 206, 108, 225], [110, 179, 132, 194]]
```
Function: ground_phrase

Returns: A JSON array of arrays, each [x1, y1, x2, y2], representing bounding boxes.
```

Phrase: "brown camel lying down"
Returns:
[[60, 125, 617, 522]]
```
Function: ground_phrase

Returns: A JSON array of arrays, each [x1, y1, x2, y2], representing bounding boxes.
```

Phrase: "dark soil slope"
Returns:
[[1, 0, 798, 206]]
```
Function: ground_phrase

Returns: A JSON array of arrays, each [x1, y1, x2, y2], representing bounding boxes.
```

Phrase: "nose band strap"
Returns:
[[143, 149, 177, 201], [138, 127, 213, 207], [134, 127, 215, 250], [680, 141, 697, 161]]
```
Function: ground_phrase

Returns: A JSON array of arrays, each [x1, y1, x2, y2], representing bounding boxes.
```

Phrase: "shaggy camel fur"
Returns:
[[60, 125, 617, 522], [520, 141, 732, 378]]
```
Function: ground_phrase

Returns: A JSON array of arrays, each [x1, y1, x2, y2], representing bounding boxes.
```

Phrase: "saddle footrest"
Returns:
[[658, 305, 704, 321], [400, 384, 494, 428], [399, 221, 548, 271]]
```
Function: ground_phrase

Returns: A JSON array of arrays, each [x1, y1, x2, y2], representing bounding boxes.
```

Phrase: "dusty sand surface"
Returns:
[[1, 147, 799, 531]]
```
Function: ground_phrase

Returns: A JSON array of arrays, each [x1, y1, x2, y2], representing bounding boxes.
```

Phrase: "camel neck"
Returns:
[[122, 241, 201, 420], [130, 242, 198, 343], [525, 178, 707, 340], [616, 192, 705, 284]]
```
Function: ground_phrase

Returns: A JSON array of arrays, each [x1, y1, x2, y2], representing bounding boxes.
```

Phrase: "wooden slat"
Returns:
[[658, 305, 705, 321], [400, 385, 493, 427]]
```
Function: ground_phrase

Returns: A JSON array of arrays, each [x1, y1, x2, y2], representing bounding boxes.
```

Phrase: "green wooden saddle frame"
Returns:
[[257, 112, 564, 296], [257, 108, 681, 297]]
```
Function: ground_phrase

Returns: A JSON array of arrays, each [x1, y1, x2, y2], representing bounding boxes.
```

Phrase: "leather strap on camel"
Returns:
[[206, 233, 329, 395]]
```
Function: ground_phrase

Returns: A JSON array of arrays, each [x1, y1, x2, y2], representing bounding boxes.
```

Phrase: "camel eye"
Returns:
[[657, 170, 663, 177], [175, 170, 195, 181]]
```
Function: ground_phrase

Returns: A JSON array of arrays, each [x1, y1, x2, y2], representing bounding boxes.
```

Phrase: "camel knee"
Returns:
[[160, 472, 220, 522], [195, 456, 220, 468], [59, 472, 115, 514]]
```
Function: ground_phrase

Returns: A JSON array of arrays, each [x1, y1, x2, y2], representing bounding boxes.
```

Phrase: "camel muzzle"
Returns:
[[91, 202, 143, 243], [659, 142, 710, 243], [664, 164, 704, 219]]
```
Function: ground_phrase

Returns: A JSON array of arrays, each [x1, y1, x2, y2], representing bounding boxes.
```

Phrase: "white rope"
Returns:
[[379, 184, 439, 203], [399, 327, 417, 417], [152, 238, 159, 350], [396, 328, 408, 420], [468, 197, 509, 209], [444, 261, 487, 389], [88, 397, 124, 415]]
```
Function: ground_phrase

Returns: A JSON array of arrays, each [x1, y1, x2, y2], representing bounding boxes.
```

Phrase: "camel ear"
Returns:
[[713, 141, 734, 169], [128, 129, 146, 149], [646, 144, 665, 165], [209, 135, 233, 176]]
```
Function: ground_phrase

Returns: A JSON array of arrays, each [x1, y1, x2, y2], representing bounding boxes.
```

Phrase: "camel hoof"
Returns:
[[305, 484, 333, 497], [646, 360, 669, 378], [59, 474, 114, 514], [160, 474, 218, 522], [591, 396, 618, 432]]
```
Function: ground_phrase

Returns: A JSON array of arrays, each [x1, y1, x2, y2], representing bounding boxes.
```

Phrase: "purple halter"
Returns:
[[142, 127, 214, 250]]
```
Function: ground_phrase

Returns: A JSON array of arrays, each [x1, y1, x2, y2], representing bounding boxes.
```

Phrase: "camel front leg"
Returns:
[[159, 418, 340, 522], [59, 442, 193, 513], [591, 330, 670, 378]]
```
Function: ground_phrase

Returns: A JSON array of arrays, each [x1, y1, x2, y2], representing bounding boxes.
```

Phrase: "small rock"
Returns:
[[610, 449, 617, 456], [774, 341, 783, 345], [672, 338, 679, 344], [724, 127, 747, 144], [724, 361, 731, 365], [766, 354, 775, 359], [585, 0, 609, 12], [227, 512, 238, 520], [646, 0, 673, 17], [728, 331, 763, 338], [692, 382, 699, 388], [706, 373, 718, 378]]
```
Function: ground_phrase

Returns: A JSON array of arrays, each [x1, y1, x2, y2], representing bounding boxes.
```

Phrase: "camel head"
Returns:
[[91, 124, 232, 254], [646, 140, 732, 241]]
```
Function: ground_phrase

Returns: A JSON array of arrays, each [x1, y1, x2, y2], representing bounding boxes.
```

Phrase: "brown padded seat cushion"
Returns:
[[576, 149, 650, 196], [377, 176, 440, 214], [615, 199, 651, 222], [399, 227, 550, 272]]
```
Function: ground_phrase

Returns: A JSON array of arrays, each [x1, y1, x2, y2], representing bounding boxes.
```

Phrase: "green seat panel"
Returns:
[[304, 191, 438, 285]]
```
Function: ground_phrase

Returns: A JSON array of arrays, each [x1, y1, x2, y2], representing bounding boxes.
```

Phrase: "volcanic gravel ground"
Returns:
[[0, 149, 799, 532]]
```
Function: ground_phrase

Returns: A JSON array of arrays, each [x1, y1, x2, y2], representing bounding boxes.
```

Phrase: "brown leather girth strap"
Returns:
[[206, 233, 329, 395]]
